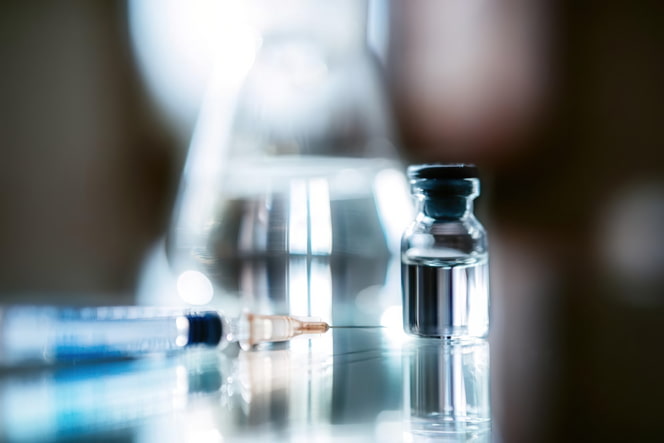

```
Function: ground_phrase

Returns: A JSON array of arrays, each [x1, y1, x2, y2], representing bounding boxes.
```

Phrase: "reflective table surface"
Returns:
[[0, 329, 494, 443], [4, 230, 663, 442]]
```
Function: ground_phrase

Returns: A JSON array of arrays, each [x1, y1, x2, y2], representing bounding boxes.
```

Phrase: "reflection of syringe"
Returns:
[[0, 352, 229, 441], [0, 306, 331, 365]]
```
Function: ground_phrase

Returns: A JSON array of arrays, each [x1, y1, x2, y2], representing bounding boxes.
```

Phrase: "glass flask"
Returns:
[[401, 164, 489, 340], [167, 0, 410, 321]]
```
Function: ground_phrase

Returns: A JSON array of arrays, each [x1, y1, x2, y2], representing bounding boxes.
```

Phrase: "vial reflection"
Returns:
[[403, 339, 491, 441]]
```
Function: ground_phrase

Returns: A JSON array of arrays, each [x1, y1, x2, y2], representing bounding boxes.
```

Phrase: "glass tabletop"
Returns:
[[0, 328, 495, 442]]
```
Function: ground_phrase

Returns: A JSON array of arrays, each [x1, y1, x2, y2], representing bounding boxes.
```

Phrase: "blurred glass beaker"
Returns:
[[167, 0, 411, 320]]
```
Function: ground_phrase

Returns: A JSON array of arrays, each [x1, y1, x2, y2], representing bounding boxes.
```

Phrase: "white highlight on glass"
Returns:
[[380, 305, 403, 330], [308, 178, 332, 255], [176, 270, 214, 305], [288, 258, 309, 317], [309, 259, 333, 322], [373, 168, 413, 254], [380, 305, 407, 344], [128, 0, 258, 135], [288, 179, 309, 255], [175, 316, 189, 347]]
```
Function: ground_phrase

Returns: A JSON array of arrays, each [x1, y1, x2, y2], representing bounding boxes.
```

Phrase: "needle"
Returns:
[[240, 315, 387, 349], [328, 325, 385, 329]]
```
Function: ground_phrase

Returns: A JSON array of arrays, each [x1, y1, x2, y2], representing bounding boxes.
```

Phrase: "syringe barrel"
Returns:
[[0, 307, 229, 365]]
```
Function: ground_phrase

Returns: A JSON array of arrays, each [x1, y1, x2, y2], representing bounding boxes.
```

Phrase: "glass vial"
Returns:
[[401, 164, 489, 340]]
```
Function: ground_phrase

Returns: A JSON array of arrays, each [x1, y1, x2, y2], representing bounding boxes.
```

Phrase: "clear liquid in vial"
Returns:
[[401, 255, 489, 340]]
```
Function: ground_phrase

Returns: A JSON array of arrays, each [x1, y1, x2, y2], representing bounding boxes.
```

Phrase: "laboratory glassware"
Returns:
[[401, 164, 489, 340], [167, 0, 410, 319]]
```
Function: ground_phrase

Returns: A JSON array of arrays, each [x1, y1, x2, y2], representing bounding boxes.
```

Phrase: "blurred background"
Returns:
[[0, 0, 663, 441]]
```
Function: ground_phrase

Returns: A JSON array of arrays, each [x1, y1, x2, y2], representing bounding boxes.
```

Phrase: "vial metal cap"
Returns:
[[407, 163, 478, 180]]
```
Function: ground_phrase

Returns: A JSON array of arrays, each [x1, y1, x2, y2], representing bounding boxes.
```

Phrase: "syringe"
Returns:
[[0, 306, 330, 365]]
